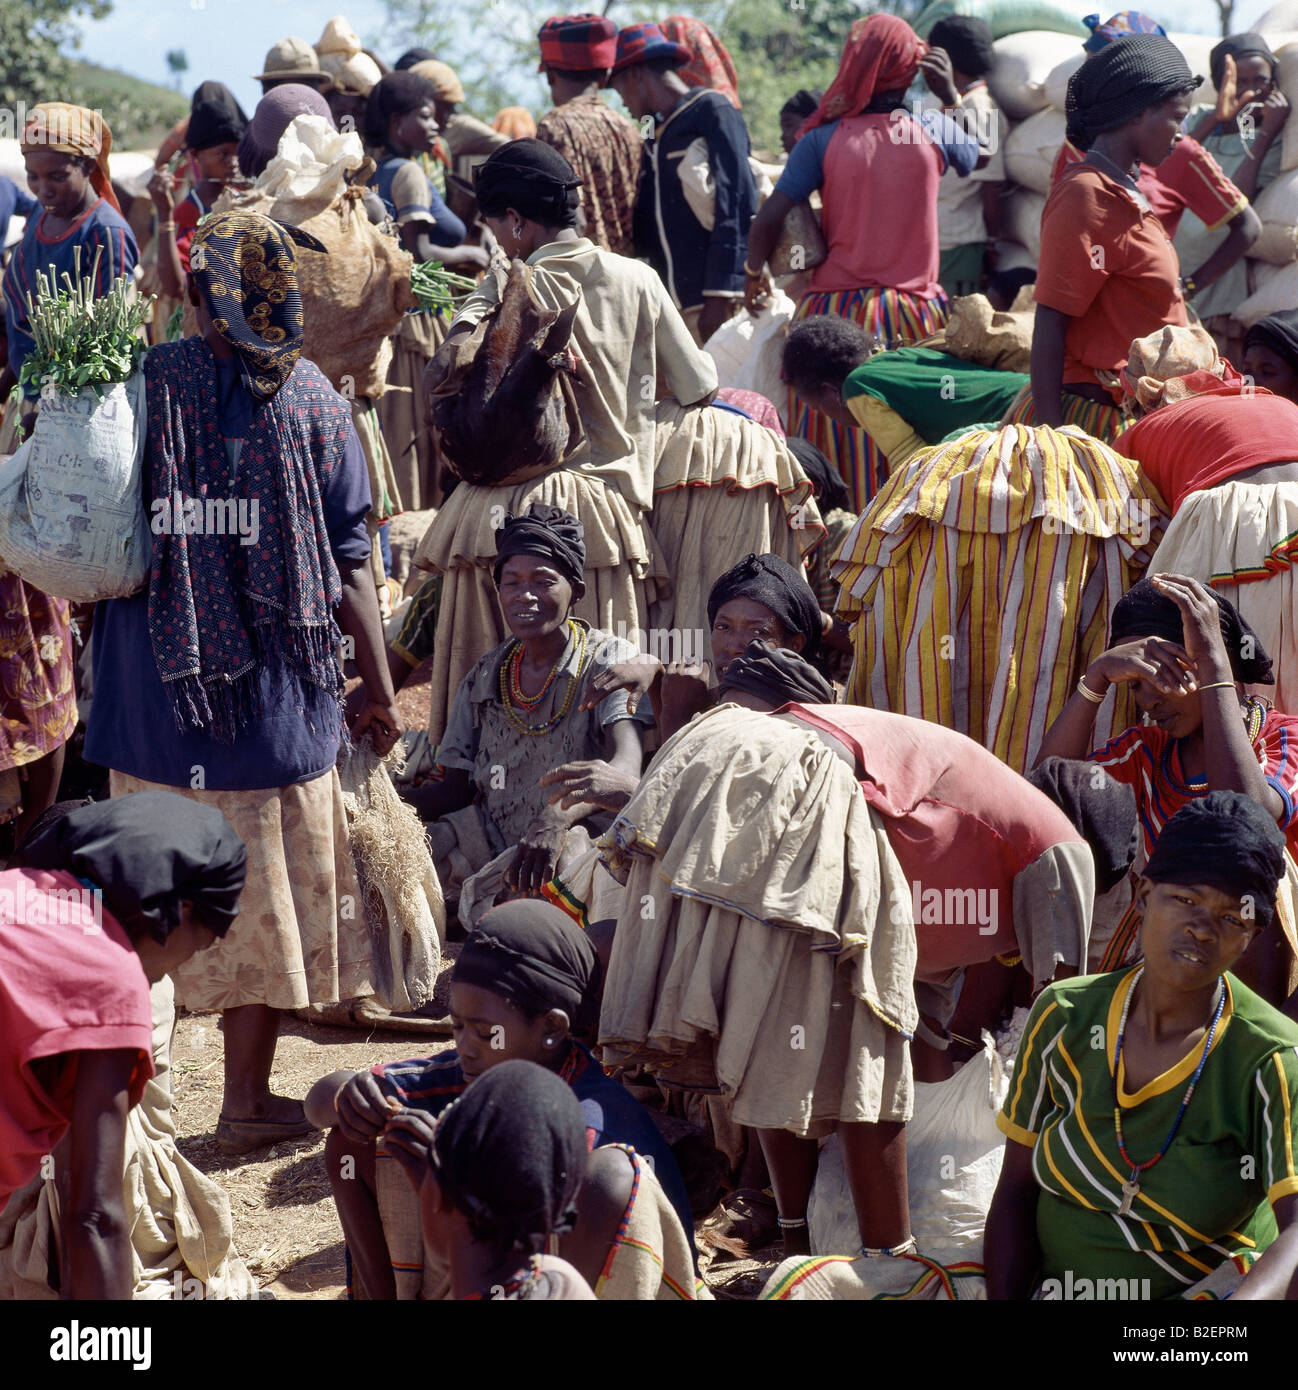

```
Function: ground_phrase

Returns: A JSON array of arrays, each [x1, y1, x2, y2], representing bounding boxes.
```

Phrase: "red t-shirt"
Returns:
[[1089, 711, 1298, 860], [781, 703, 1086, 977], [1037, 162, 1189, 395], [172, 190, 205, 275], [1119, 383, 1298, 512], [1050, 136, 1246, 239], [0, 869, 153, 1210]]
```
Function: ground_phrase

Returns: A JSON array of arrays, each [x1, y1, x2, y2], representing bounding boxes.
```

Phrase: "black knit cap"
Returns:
[[927, 16, 996, 78], [707, 552, 822, 657], [1209, 33, 1275, 90], [1066, 34, 1199, 148], [475, 138, 582, 228], [1243, 309, 1298, 374]]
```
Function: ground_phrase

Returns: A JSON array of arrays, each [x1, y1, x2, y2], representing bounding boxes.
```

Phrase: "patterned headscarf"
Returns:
[[799, 15, 928, 135], [187, 211, 326, 404], [661, 16, 742, 108], [1120, 324, 1237, 411], [1066, 34, 1198, 148], [20, 103, 119, 213], [1082, 11, 1167, 54]]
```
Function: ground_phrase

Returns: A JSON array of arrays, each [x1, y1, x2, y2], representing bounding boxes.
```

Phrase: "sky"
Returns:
[[71, 0, 1277, 124]]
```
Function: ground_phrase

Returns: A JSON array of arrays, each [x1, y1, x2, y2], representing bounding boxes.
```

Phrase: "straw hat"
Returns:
[[254, 37, 332, 88]]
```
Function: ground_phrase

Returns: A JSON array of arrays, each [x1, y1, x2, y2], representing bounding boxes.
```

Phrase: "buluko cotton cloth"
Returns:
[[597, 703, 918, 1137]]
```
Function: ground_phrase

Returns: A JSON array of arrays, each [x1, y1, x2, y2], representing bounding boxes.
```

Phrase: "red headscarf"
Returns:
[[661, 15, 742, 109], [799, 14, 927, 135]]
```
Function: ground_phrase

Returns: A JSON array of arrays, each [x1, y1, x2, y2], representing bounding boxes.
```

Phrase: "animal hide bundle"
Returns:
[[428, 257, 584, 486]]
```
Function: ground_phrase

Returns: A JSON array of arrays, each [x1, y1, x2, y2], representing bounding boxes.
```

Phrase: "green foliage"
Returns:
[[66, 62, 189, 151], [0, 0, 111, 108]]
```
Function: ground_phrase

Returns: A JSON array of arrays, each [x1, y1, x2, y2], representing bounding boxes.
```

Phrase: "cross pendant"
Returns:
[[1118, 1179, 1140, 1216]]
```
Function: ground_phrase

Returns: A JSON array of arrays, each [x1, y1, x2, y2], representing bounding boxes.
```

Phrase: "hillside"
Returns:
[[68, 59, 188, 152]]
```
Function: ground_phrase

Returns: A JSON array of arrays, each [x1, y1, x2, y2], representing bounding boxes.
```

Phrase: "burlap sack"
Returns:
[[941, 292, 1034, 374]]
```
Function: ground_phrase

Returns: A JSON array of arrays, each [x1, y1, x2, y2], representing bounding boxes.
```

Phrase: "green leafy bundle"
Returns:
[[410, 260, 479, 316], [19, 245, 153, 398]]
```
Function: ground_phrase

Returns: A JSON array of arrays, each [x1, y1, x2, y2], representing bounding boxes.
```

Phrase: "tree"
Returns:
[[0, 0, 112, 109], [1213, 0, 1237, 39], [165, 48, 189, 93]]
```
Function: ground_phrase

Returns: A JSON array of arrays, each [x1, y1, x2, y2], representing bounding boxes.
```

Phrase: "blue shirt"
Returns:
[[0, 176, 36, 250], [85, 357, 372, 791], [379, 1042, 696, 1243], [2, 197, 138, 393], [371, 156, 465, 246], [774, 110, 980, 203]]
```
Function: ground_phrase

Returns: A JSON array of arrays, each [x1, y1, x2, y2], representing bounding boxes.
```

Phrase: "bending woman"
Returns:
[[0, 794, 245, 1298], [987, 792, 1298, 1300]]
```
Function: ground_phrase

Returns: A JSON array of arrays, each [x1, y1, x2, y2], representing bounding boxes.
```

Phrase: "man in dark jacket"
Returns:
[[611, 22, 758, 345]]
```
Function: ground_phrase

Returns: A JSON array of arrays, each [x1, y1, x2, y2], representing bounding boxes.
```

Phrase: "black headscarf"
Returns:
[[395, 47, 436, 70], [927, 16, 996, 78], [492, 505, 586, 588], [1244, 309, 1298, 374], [780, 88, 823, 120], [1209, 33, 1276, 91], [433, 1059, 586, 1260], [719, 639, 835, 708], [452, 900, 600, 1031], [475, 139, 582, 229], [1027, 757, 1140, 894], [17, 792, 247, 944], [786, 436, 850, 514], [707, 553, 822, 658], [1143, 790, 1286, 929], [1065, 35, 1199, 149], [1109, 578, 1274, 686], [187, 81, 249, 151]]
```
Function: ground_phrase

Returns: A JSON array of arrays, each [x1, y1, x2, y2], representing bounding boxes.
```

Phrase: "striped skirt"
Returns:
[[1001, 384, 1126, 445], [790, 286, 949, 510]]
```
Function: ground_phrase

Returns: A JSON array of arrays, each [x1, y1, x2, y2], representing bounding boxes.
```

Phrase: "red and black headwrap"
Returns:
[[537, 13, 618, 73]]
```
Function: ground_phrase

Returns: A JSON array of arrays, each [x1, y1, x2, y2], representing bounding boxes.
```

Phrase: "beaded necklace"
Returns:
[[1168, 695, 1269, 793], [1110, 966, 1226, 1215], [462, 1253, 544, 1301], [498, 619, 589, 736]]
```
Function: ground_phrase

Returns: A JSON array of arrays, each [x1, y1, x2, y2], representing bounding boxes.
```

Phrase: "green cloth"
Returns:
[[999, 967, 1298, 1301], [938, 241, 987, 301], [842, 348, 1028, 445], [392, 572, 443, 669]]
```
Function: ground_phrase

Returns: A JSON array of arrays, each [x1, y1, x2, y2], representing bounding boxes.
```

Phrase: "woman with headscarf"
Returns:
[[1020, 36, 1205, 441], [1244, 308, 1298, 404], [147, 82, 248, 304], [987, 792, 1298, 1301], [85, 211, 404, 1156], [743, 14, 980, 507], [1116, 325, 1298, 714], [0, 794, 245, 1297], [660, 15, 742, 109], [1177, 33, 1288, 363], [404, 506, 651, 911], [310, 900, 695, 1299], [1037, 573, 1298, 997], [419, 138, 717, 742]]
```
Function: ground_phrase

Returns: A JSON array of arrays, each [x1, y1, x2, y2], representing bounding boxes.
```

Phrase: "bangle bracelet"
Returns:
[[1076, 676, 1107, 704], [743, 262, 763, 277], [860, 1235, 918, 1258], [1197, 679, 1237, 693], [158, 221, 175, 231], [776, 1216, 808, 1230]]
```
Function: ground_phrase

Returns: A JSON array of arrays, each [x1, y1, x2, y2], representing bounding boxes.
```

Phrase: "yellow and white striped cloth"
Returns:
[[831, 424, 1168, 773]]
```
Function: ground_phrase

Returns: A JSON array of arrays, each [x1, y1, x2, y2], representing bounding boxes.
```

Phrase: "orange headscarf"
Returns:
[[799, 14, 927, 135], [20, 103, 120, 213], [661, 16, 741, 109], [492, 105, 538, 139]]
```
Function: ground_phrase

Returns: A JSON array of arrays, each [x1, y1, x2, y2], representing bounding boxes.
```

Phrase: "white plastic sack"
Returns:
[[1274, 42, 1298, 173], [1232, 258, 1298, 326], [1002, 186, 1047, 261], [1004, 106, 1067, 194], [988, 30, 1082, 121], [677, 138, 778, 230], [808, 1027, 1013, 1260], [703, 289, 796, 416], [1249, 168, 1298, 264], [0, 372, 150, 601], [1256, 1, 1298, 37], [256, 115, 365, 211]]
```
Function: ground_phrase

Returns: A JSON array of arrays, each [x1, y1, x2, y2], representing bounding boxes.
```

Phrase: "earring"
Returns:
[[544, 1036, 555, 1047], [513, 225, 522, 241]]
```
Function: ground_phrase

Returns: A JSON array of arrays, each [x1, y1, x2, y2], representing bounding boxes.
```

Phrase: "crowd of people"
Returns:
[[2, 6, 1298, 1305]]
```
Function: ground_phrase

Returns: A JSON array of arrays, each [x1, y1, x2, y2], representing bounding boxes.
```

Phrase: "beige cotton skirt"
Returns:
[[109, 767, 372, 1012]]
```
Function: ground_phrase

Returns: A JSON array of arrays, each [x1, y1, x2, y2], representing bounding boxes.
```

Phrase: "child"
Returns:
[[382, 1061, 596, 1300]]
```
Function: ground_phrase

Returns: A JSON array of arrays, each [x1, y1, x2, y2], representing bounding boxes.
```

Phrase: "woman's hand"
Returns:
[[578, 655, 661, 714], [919, 47, 961, 108], [350, 698, 405, 757], [438, 244, 490, 273], [508, 811, 569, 894], [540, 759, 639, 814], [1148, 573, 1234, 684], [334, 1070, 401, 1144], [148, 167, 175, 215], [658, 659, 713, 726], [1216, 54, 1265, 125], [744, 268, 773, 315], [379, 1108, 440, 1190], [1256, 88, 1291, 139], [1088, 636, 1198, 698]]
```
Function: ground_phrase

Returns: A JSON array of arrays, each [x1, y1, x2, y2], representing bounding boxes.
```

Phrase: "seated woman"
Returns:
[[404, 506, 651, 906], [1018, 36, 1203, 441], [1243, 309, 1298, 405], [310, 901, 696, 1300], [1036, 574, 1298, 1003], [986, 792, 1298, 1301], [381, 1060, 596, 1300], [1117, 326, 1298, 713], [0, 794, 246, 1298]]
